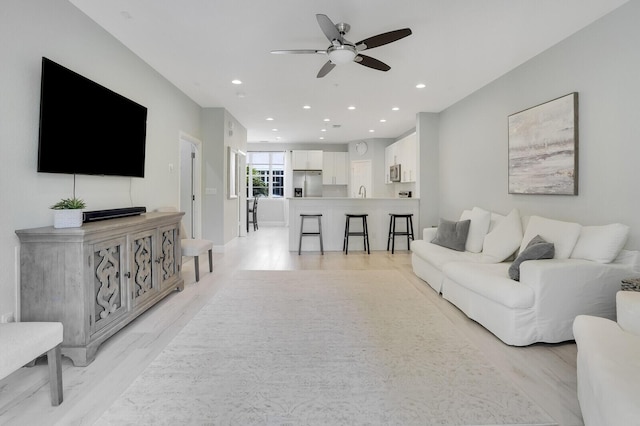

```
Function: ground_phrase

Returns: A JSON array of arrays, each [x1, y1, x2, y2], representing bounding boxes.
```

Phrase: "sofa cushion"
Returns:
[[508, 235, 555, 281], [488, 212, 506, 233], [460, 207, 491, 253], [411, 239, 483, 270], [570, 223, 630, 264], [442, 262, 535, 309], [482, 208, 523, 262], [431, 218, 471, 252], [520, 216, 581, 259]]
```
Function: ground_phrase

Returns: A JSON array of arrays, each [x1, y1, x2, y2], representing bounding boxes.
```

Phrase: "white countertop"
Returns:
[[288, 197, 418, 200]]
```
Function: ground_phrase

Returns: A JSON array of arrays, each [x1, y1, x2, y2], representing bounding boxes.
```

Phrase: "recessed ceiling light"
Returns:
[[275, 137, 281, 140], [303, 105, 311, 109], [319, 137, 325, 140], [416, 83, 426, 89], [379, 119, 387, 123], [320, 129, 327, 132], [266, 117, 274, 121], [231, 79, 242, 85], [348, 106, 356, 110], [369, 129, 375, 133], [323, 118, 330, 122], [271, 128, 278, 132], [392, 107, 400, 111]]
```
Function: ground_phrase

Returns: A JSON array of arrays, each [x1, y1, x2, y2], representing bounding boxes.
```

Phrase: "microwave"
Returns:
[[389, 164, 401, 182]]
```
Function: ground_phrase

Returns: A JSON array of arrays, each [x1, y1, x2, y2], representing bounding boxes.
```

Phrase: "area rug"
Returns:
[[97, 270, 554, 425]]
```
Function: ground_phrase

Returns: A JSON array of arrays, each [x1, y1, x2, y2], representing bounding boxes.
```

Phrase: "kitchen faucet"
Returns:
[[358, 185, 367, 198]]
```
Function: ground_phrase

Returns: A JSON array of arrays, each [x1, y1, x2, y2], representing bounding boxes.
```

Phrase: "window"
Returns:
[[246, 151, 285, 198]]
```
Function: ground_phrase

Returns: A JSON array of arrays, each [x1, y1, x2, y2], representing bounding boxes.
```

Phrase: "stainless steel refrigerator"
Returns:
[[292, 170, 323, 197]]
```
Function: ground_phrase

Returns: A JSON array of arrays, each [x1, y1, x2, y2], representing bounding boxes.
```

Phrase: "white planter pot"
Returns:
[[53, 209, 83, 228]]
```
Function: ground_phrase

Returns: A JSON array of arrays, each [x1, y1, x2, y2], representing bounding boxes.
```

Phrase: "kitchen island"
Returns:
[[289, 197, 420, 252]]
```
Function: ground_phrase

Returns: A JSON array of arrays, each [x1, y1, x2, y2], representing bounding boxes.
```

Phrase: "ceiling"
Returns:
[[69, 0, 627, 144]]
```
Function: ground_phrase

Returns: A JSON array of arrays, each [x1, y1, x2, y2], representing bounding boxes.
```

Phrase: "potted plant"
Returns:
[[51, 197, 86, 228]]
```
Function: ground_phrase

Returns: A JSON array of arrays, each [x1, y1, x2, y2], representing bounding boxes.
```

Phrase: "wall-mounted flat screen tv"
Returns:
[[38, 57, 148, 177]]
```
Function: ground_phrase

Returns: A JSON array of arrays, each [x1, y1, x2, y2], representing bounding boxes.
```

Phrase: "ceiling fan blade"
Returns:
[[356, 28, 412, 51], [316, 61, 336, 78], [316, 14, 342, 43], [271, 49, 326, 55], [354, 54, 391, 72]]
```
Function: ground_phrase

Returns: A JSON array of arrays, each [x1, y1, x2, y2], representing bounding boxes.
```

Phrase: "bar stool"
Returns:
[[298, 214, 324, 255], [343, 214, 370, 255], [387, 213, 415, 254]]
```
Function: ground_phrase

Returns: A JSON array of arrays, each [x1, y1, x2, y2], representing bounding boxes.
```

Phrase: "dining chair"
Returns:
[[248, 195, 260, 231]]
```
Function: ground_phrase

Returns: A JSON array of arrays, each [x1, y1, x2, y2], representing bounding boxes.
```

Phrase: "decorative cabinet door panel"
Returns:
[[90, 236, 129, 335], [130, 229, 158, 307], [158, 224, 180, 290]]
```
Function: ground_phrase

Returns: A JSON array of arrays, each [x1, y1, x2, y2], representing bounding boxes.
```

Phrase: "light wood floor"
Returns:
[[0, 226, 583, 425]]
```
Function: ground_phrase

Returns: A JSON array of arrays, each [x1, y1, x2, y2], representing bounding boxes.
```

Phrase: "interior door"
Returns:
[[179, 133, 202, 238]]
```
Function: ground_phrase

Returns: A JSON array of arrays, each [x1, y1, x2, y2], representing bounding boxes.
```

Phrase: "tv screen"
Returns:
[[38, 57, 148, 177]]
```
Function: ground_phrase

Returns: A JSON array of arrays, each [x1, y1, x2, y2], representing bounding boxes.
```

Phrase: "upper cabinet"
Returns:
[[385, 133, 417, 183], [292, 150, 323, 170], [323, 152, 348, 185], [399, 133, 417, 183]]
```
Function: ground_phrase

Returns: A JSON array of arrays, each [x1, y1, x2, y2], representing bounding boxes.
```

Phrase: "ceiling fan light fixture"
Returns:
[[327, 45, 356, 64]]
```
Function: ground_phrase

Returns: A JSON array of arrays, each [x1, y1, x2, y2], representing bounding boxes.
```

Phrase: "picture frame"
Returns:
[[508, 92, 579, 195]]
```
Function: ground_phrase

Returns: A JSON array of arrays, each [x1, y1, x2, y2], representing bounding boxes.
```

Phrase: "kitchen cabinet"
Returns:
[[322, 152, 348, 185], [292, 150, 323, 170], [385, 143, 398, 184], [384, 133, 417, 183], [399, 133, 417, 183], [16, 212, 184, 366]]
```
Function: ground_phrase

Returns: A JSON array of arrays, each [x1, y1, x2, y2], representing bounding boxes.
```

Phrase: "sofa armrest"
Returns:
[[520, 259, 634, 324], [423, 227, 437, 241], [617, 291, 640, 336]]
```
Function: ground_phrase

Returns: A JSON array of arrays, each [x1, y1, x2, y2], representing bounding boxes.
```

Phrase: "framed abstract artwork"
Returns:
[[508, 92, 579, 195]]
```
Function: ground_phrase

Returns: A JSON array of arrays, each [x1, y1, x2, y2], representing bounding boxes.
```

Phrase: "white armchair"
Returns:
[[0, 322, 63, 406], [573, 290, 640, 426]]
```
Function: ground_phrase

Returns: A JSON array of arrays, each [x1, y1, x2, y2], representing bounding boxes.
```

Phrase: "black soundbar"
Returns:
[[83, 207, 147, 223]]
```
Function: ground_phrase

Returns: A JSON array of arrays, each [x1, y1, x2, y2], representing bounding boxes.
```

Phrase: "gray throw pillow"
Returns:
[[431, 219, 471, 252], [508, 235, 555, 281]]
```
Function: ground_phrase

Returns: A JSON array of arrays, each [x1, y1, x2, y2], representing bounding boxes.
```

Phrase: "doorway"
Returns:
[[350, 159, 372, 198], [179, 132, 203, 238]]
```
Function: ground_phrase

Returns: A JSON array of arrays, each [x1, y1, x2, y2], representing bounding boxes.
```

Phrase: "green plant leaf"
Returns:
[[50, 197, 86, 210]]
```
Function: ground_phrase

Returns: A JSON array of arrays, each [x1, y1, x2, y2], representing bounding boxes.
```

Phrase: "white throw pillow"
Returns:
[[460, 207, 491, 253], [488, 212, 505, 233], [520, 216, 582, 259], [570, 223, 630, 263], [482, 208, 523, 262]]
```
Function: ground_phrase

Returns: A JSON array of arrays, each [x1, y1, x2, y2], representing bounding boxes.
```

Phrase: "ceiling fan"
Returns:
[[271, 14, 412, 78]]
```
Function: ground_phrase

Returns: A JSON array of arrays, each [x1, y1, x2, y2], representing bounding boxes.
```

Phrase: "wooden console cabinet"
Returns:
[[16, 212, 185, 366]]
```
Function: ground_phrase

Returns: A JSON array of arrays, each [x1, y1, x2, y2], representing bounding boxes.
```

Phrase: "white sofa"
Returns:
[[573, 291, 640, 426], [411, 207, 639, 346]]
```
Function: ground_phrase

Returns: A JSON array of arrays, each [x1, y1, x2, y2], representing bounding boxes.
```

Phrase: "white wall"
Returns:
[[200, 108, 248, 247], [0, 0, 202, 318], [348, 138, 396, 198], [435, 1, 640, 250]]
